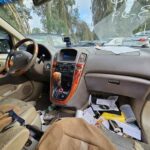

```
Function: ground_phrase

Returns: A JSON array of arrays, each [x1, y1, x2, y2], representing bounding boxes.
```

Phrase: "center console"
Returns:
[[50, 49, 87, 105]]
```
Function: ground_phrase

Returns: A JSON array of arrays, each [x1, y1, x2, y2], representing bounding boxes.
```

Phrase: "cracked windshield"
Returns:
[[1, 0, 150, 48]]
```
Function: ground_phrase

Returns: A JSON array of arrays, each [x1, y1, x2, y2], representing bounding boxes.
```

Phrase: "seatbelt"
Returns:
[[6, 110, 43, 141], [7, 110, 25, 125], [26, 124, 44, 141]]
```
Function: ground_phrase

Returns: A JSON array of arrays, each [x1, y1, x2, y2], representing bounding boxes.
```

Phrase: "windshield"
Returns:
[[94, 0, 150, 47], [25, 33, 65, 48], [0, 0, 150, 47]]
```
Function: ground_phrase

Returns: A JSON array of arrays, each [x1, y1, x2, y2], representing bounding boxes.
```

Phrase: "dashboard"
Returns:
[[27, 44, 51, 60], [25, 41, 150, 136], [59, 49, 77, 61], [40, 44, 150, 143], [49, 47, 150, 128], [26, 41, 150, 117], [26, 43, 52, 82]]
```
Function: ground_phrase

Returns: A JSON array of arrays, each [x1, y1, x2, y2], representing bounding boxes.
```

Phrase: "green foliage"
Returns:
[[33, 0, 93, 41], [0, 4, 31, 34], [32, 27, 41, 33], [75, 21, 93, 41], [133, 20, 150, 34], [138, 0, 150, 5], [0, 0, 93, 41]]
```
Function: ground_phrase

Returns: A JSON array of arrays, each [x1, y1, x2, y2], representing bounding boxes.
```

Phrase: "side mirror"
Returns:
[[33, 0, 51, 6]]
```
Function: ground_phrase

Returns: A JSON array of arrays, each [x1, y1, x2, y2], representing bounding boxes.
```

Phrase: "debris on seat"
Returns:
[[38, 105, 77, 131], [38, 95, 142, 142], [78, 95, 142, 141], [101, 112, 125, 122]]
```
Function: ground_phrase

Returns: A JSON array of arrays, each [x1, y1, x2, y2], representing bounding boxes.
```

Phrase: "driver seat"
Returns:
[[0, 98, 41, 150]]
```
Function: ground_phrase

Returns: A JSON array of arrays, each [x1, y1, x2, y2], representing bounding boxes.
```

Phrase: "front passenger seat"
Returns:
[[0, 98, 41, 150], [0, 98, 41, 128]]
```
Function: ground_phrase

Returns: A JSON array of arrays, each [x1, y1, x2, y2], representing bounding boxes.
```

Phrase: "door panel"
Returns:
[[0, 54, 7, 72], [0, 28, 11, 73]]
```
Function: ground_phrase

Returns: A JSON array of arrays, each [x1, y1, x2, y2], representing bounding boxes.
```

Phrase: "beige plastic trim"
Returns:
[[141, 101, 150, 144], [85, 73, 150, 100], [0, 18, 25, 41], [85, 55, 150, 80], [0, 126, 29, 150], [0, 81, 33, 100], [68, 76, 89, 109]]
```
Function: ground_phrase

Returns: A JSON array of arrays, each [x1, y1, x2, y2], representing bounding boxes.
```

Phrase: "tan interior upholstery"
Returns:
[[0, 98, 41, 128], [0, 113, 12, 132], [37, 118, 150, 150], [0, 104, 21, 114], [141, 100, 150, 144], [0, 126, 29, 150], [37, 118, 117, 150], [0, 98, 42, 150]]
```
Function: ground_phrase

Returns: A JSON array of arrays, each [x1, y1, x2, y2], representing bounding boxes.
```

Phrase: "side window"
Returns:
[[0, 29, 11, 54], [0, 39, 10, 53]]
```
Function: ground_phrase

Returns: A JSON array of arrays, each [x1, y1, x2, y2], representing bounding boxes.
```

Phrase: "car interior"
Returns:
[[1, 0, 150, 150]]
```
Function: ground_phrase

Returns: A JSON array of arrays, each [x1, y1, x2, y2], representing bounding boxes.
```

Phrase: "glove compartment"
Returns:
[[85, 73, 150, 100]]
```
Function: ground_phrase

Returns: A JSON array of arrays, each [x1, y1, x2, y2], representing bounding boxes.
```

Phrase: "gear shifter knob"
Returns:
[[53, 72, 61, 87]]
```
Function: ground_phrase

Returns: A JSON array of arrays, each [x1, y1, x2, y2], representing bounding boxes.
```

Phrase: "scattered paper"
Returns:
[[83, 107, 95, 116], [95, 96, 119, 111], [84, 95, 141, 141], [91, 104, 101, 111], [75, 110, 84, 118], [95, 45, 140, 54], [82, 107, 97, 125], [114, 120, 141, 140], [96, 96, 118, 105], [83, 112, 97, 125]]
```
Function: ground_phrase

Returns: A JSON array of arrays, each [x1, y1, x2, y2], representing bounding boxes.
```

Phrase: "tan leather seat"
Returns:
[[0, 98, 42, 150], [0, 98, 41, 128], [37, 118, 117, 150], [0, 126, 30, 150], [37, 118, 150, 150]]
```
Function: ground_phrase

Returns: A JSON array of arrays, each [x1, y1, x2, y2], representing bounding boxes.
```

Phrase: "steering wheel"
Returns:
[[5, 38, 38, 76]]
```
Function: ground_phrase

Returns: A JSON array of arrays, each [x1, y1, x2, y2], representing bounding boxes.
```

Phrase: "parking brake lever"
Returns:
[[38, 54, 45, 64]]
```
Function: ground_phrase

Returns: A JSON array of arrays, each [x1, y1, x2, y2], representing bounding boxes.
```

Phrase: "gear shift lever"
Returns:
[[53, 72, 62, 88]]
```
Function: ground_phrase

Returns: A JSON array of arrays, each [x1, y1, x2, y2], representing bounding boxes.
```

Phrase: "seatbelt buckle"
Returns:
[[7, 110, 25, 125]]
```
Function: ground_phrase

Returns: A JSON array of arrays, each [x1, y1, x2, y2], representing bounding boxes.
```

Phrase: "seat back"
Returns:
[[38, 118, 117, 150], [0, 104, 29, 150], [0, 126, 29, 150]]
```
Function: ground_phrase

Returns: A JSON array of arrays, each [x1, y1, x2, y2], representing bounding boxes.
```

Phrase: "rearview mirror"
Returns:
[[33, 0, 51, 6]]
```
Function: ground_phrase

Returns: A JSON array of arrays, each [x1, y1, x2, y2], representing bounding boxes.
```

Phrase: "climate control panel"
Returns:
[[55, 63, 75, 73]]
